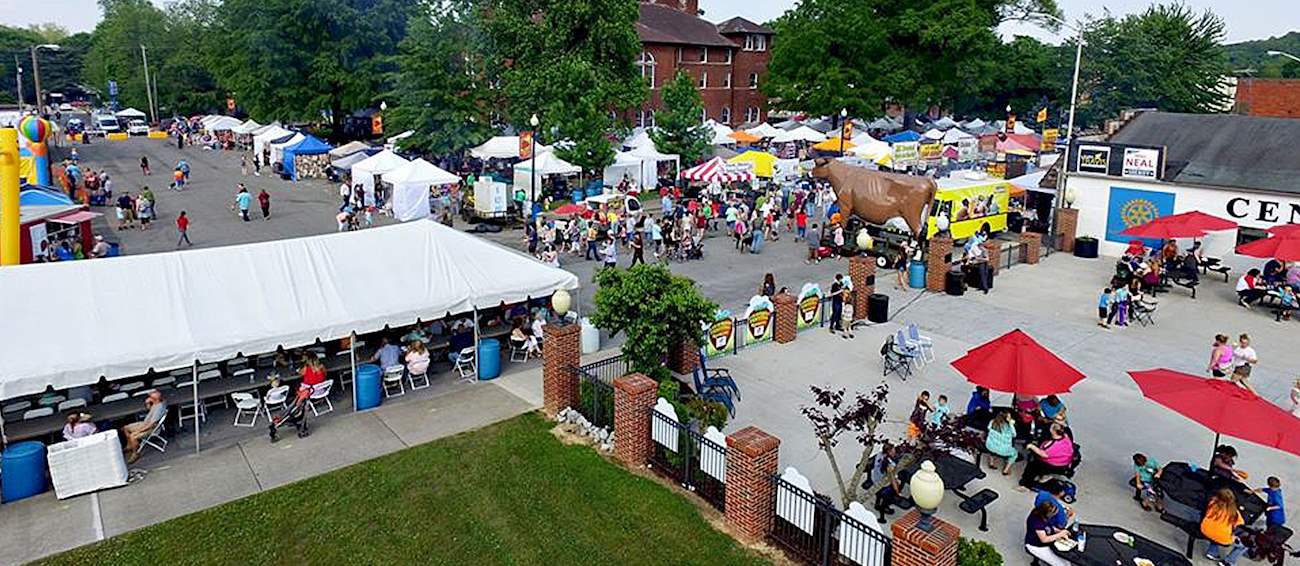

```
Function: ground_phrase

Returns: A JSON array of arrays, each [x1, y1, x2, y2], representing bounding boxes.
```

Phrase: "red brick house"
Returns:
[[1234, 78, 1300, 119], [634, 0, 773, 128]]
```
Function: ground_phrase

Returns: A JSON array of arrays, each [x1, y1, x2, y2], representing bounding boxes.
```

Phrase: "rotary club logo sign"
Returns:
[[1121, 198, 1158, 229]]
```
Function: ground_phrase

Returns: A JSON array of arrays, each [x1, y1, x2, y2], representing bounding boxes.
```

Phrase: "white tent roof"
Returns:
[[746, 123, 783, 138], [771, 126, 827, 144], [706, 120, 736, 146], [941, 129, 975, 144], [922, 128, 945, 140], [624, 128, 656, 149], [207, 116, 245, 131], [382, 158, 460, 186], [330, 140, 372, 158], [0, 221, 578, 399], [352, 149, 410, 177], [232, 119, 262, 135], [252, 125, 295, 155], [626, 144, 678, 162], [271, 133, 304, 149], [930, 117, 959, 130], [470, 136, 551, 160], [963, 118, 986, 129], [249, 122, 281, 137], [115, 108, 146, 118], [515, 151, 580, 175]]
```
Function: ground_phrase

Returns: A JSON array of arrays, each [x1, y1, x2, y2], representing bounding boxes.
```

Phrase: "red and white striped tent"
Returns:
[[679, 156, 754, 183]]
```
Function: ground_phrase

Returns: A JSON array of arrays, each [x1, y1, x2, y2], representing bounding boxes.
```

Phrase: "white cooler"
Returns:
[[580, 317, 600, 354], [47, 430, 129, 499]]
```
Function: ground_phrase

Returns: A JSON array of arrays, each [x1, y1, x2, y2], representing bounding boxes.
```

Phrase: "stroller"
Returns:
[[267, 386, 313, 442], [1241, 524, 1296, 565]]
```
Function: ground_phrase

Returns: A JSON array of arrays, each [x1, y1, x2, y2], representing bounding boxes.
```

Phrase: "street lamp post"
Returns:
[[1267, 50, 1300, 64], [1044, 14, 1085, 246], [30, 44, 60, 115], [12, 55, 22, 110], [529, 113, 539, 208], [839, 107, 848, 157], [140, 45, 157, 124]]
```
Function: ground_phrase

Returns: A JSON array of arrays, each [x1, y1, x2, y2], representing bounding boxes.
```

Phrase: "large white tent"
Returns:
[[351, 149, 409, 205], [940, 128, 975, 144], [603, 144, 679, 190], [206, 116, 244, 132], [252, 125, 293, 156], [115, 108, 146, 119], [330, 140, 372, 158], [706, 120, 736, 146], [470, 136, 550, 160], [513, 150, 580, 195], [231, 119, 262, 135], [746, 123, 783, 139], [269, 132, 305, 164], [382, 158, 461, 221], [623, 128, 656, 149], [771, 126, 827, 144]]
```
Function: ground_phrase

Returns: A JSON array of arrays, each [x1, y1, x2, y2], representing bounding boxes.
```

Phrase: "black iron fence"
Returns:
[[572, 355, 628, 431], [647, 408, 727, 511], [770, 476, 892, 566]]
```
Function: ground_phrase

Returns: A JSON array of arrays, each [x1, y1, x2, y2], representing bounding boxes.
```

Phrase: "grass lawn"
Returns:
[[38, 412, 770, 566]]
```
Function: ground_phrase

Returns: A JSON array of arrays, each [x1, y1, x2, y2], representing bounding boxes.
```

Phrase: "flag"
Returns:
[[1036, 107, 1048, 123]]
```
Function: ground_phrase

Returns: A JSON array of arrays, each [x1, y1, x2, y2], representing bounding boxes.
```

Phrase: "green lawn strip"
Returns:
[[36, 412, 769, 566]]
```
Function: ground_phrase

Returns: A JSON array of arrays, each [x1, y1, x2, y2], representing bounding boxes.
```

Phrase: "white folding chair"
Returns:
[[894, 329, 925, 370], [408, 367, 430, 391], [453, 347, 477, 383], [22, 407, 53, 420], [143, 410, 169, 453], [232, 368, 256, 383], [509, 340, 530, 362], [308, 380, 334, 416], [231, 392, 262, 427], [176, 399, 206, 430], [382, 366, 405, 398], [2, 401, 31, 415], [197, 369, 222, 381], [264, 385, 291, 419], [101, 392, 129, 404], [57, 398, 87, 412], [37, 395, 67, 407], [907, 323, 936, 363], [151, 376, 176, 389]]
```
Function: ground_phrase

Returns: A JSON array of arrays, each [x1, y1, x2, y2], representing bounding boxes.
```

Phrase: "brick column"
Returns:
[[613, 373, 658, 467], [1056, 208, 1079, 253], [725, 426, 781, 541], [1021, 232, 1042, 264], [983, 241, 1001, 274], [542, 322, 581, 418], [848, 255, 875, 321], [666, 338, 700, 375], [890, 510, 960, 566], [772, 293, 797, 344], [926, 236, 953, 292]]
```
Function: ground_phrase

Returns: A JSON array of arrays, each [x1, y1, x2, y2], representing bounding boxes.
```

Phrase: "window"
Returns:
[[647, 110, 656, 128], [724, 48, 732, 64], [744, 35, 755, 51], [637, 109, 656, 128], [722, 73, 731, 88], [720, 106, 731, 125], [701, 108, 709, 123], [744, 34, 767, 52], [638, 52, 657, 89], [698, 71, 708, 89], [748, 73, 759, 89], [745, 106, 759, 123], [699, 47, 708, 62]]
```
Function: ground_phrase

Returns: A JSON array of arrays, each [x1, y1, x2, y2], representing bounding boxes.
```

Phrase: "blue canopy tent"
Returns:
[[19, 183, 74, 206], [883, 130, 923, 144], [282, 135, 334, 181]]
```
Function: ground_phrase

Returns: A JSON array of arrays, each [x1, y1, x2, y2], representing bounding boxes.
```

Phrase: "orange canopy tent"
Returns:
[[729, 131, 760, 144]]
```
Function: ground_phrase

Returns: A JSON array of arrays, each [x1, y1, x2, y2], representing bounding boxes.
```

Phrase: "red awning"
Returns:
[[48, 210, 102, 225]]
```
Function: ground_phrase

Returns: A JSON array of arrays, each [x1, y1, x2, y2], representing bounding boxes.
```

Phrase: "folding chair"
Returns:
[[383, 366, 406, 398], [906, 324, 935, 362], [408, 369, 430, 391], [881, 336, 913, 380], [894, 330, 925, 369], [453, 347, 477, 383], [22, 407, 53, 420], [1131, 298, 1158, 327], [142, 410, 169, 454], [509, 340, 531, 362], [231, 392, 262, 427], [57, 398, 87, 412], [696, 349, 740, 399], [691, 367, 735, 416], [308, 380, 335, 416], [264, 385, 291, 420]]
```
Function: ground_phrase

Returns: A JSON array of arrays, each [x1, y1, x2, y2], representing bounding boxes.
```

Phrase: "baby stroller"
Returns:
[[1241, 524, 1295, 566], [268, 387, 313, 442]]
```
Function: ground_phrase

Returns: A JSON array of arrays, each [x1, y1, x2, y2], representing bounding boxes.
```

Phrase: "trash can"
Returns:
[[478, 338, 501, 381], [570, 189, 585, 204], [945, 270, 966, 296], [580, 318, 600, 354], [2, 441, 48, 503], [908, 260, 927, 289], [867, 293, 890, 323], [354, 364, 382, 411]]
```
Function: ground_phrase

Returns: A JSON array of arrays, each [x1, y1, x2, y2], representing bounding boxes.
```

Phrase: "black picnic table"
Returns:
[[1058, 524, 1191, 566], [1156, 461, 1267, 557]]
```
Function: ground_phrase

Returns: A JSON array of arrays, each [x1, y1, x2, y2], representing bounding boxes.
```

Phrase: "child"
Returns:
[[1112, 284, 1130, 327], [1280, 286, 1298, 320], [1258, 477, 1286, 528], [927, 394, 950, 428], [1132, 453, 1164, 511], [806, 223, 821, 264], [1097, 287, 1112, 328], [908, 391, 932, 440]]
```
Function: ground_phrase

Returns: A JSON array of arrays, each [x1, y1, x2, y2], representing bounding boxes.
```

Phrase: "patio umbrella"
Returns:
[[1128, 369, 1300, 459], [1159, 211, 1238, 232], [1268, 224, 1300, 237], [950, 329, 1085, 395], [1236, 233, 1300, 262], [729, 131, 760, 144]]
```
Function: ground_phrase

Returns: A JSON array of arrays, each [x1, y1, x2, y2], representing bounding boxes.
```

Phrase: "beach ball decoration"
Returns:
[[18, 116, 51, 144]]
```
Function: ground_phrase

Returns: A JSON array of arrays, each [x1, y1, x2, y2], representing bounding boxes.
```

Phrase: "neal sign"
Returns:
[[1122, 148, 1160, 179]]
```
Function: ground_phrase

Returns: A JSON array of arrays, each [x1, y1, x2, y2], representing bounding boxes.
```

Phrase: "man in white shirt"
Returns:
[[339, 182, 351, 209]]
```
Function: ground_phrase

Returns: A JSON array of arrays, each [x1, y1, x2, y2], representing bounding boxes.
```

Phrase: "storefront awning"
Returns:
[[48, 210, 102, 224]]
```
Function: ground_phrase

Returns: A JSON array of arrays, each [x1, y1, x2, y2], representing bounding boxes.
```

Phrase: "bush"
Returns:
[[957, 538, 1003, 566], [591, 265, 717, 380]]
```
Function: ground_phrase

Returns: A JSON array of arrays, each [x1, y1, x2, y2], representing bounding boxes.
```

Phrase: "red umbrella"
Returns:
[[1159, 211, 1238, 232], [550, 203, 587, 216], [1236, 233, 1300, 262], [1268, 224, 1300, 237], [1120, 219, 1207, 239], [1128, 369, 1300, 458], [950, 329, 1086, 395]]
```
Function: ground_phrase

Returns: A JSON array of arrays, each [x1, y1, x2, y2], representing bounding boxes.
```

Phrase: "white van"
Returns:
[[94, 114, 120, 133]]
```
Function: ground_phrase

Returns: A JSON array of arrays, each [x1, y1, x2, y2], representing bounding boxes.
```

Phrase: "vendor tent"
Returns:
[[604, 152, 644, 190], [386, 130, 415, 151], [470, 136, 550, 160], [811, 137, 856, 152], [922, 128, 945, 141], [941, 129, 974, 144], [867, 117, 898, 131], [746, 123, 783, 138], [884, 130, 923, 144], [283, 134, 334, 181], [624, 128, 656, 149], [252, 125, 294, 156], [514, 151, 581, 195], [849, 139, 892, 160], [331, 151, 373, 172], [771, 126, 827, 144], [382, 159, 460, 221], [269, 133, 305, 165], [729, 151, 778, 178], [606, 145, 679, 190], [351, 150, 410, 205], [680, 156, 753, 183], [330, 140, 372, 158], [232, 120, 262, 135], [206, 116, 244, 132], [706, 120, 735, 146], [0, 221, 580, 446], [115, 108, 146, 119]]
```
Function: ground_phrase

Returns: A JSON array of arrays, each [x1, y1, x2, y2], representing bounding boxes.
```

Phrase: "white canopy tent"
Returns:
[[513, 151, 580, 195], [771, 126, 827, 144], [603, 144, 679, 190], [252, 125, 294, 156], [849, 138, 893, 160], [207, 116, 245, 132], [269, 132, 305, 164], [941, 129, 974, 144], [922, 128, 945, 141], [231, 119, 262, 135], [382, 158, 461, 221], [470, 136, 550, 160], [0, 221, 579, 446], [330, 140, 372, 158], [746, 123, 782, 139], [706, 120, 736, 146], [623, 128, 656, 149], [351, 149, 409, 205], [115, 108, 146, 119]]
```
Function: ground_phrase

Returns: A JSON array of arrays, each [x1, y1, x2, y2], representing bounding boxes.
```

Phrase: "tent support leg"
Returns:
[[350, 332, 358, 412], [473, 306, 480, 381], [1209, 432, 1220, 470], [192, 360, 200, 454]]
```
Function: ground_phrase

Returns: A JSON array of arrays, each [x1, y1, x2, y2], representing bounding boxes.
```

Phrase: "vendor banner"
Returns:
[[743, 295, 775, 347], [519, 131, 534, 160], [797, 283, 823, 330], [957, 138, 978, 161], [1122, 148, 1160, 179], [919, 142, 943, 161], [704, 311, 735, 358], [1041, 129, 1059, 152], [893, 142, 920, 166]]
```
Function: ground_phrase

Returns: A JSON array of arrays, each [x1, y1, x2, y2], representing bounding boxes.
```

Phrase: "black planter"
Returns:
[[1074, 237, 1099, 259]]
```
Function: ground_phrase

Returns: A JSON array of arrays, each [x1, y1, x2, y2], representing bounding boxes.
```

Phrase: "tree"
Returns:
[[0, 25, 43, 105], [951, 35, 1071, 121], [84, 0, 172, 112], [26, 23, 69, 43], [650, 71, 711, 165], [481, 0, 645, 172], [1074, 3, 1230, 126], [765, 0, 1060, 117], [591, 265, 717, 382], [803, 383, 980, 508], [385, 1, 493, 155]]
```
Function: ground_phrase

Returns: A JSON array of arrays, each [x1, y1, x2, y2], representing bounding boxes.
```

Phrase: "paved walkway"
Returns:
[[723, 252, 1300, 564]]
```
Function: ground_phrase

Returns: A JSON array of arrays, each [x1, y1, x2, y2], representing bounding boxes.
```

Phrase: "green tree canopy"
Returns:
[[591, 265, 717, 381], [650, 71, 711, 165], [84, 0, 171, 113], [951, 35, 1071, 121]]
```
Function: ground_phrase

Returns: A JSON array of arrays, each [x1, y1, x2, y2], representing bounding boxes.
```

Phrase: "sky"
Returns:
[[0, 0, 1295, 44]]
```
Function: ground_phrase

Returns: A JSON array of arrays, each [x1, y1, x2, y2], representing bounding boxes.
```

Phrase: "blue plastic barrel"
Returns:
[[908, 260, 927, 289], [2, 441, 48, 503], [478, 339, 501, 381], [570, 189, 584, 204], [354, 364, 382, 411]]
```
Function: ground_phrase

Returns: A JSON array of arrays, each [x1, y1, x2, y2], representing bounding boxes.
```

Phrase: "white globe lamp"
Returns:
[[552, 289, 572, 319], [909, 460, 945, 532], [855, 229, 873, 253]]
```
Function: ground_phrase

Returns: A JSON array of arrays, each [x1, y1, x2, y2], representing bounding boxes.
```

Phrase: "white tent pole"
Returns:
[[192, 360, 200, 454], [1, 411, 7, 446], [349, 332, 357, 412], [473, 306, 480, 380]]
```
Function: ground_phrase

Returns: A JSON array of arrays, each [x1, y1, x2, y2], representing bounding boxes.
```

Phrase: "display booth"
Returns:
[[282, 135, 334, 181], [513, 151, 581, 201], [350, 149, 409, 206], [471, 136, 550, 160], [252, 125, 293, 157], [381, 158, 459, 221]]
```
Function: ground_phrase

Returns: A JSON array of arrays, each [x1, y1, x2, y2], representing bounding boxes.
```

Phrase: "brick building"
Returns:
[[1234, 78, 1300, 119], [635, 0, 773, 128]]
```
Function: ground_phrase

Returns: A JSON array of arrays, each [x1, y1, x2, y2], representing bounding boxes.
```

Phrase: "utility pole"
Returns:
[[30, 47, 43, 114], [13, 55, 22, 110], [140, 44, 157, 124]]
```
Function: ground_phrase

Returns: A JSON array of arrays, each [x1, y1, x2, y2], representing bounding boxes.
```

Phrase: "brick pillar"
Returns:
[[542, 323, 581, 418], [772, 293, 797, 344], [890, 510, 960, 566], [848, 255, 875, 321], [983, 241, 1001, 274], [725, 426, 781, 541], [926, 236, 953, 292], [666, 338, 700, 375], [1021, 232, 1042, 264], [613, 373, 658, 467], [1056, 208, 1079, 253]]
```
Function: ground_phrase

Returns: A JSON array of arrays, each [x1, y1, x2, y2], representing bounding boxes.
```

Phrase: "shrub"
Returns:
[[957, 537, 1003, 566]]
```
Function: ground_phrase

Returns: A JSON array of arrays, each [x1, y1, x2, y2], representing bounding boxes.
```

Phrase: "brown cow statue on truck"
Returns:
[[811, 159, 938, 236]]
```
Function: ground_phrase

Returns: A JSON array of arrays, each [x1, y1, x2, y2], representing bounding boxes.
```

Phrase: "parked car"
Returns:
[[57, 103, 75, 112], [127, 119, 149, 135], [65, 118, 85, 135], [94, 114, 120, 133]]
